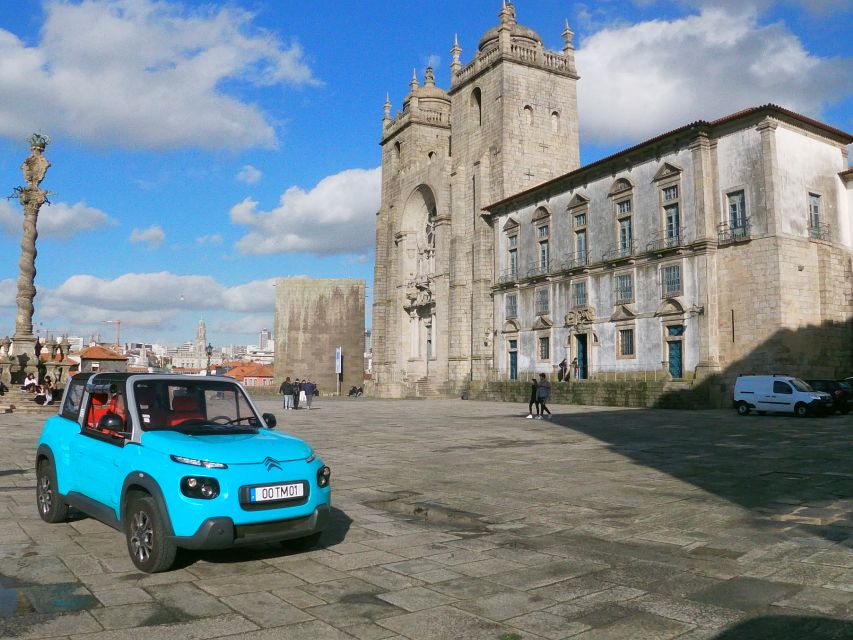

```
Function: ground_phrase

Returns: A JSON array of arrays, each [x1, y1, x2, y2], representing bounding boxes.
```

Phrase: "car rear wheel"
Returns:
[[125, 495, 177, 573], [36, 459, 68, 524], [794, 403, 808, 418], [736, 402, 750, 416]]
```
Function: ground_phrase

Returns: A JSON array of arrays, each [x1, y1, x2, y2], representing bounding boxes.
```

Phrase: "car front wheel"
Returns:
[[125, 495, 177, 573], [36, 459, 68, 523]]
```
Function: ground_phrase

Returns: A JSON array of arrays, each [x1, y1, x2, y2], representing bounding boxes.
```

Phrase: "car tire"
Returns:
[[736, 402, 750, 416], [794, 403, 808, 418], [125, 495, 177, 573], [281, 532, 322, 552], [36, 459, 68, 524]]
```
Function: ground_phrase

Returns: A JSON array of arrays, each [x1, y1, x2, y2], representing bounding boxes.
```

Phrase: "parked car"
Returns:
[[805, 379, 851, 414], [36, 373, 331, 572], [733, 374, 833, 417]]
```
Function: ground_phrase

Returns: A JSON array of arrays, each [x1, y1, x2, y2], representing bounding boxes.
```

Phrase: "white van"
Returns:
[[733, 375, 833, 417]]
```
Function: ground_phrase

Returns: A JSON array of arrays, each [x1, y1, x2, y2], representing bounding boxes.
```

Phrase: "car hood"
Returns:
[[141, 429, 312, 464]]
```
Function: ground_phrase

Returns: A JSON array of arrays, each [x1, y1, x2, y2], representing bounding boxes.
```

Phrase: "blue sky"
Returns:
[[0, 0, 850, 347]]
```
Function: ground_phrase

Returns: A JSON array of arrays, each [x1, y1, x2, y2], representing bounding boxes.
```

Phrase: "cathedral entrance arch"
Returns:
[[399, 185, 439, 378]]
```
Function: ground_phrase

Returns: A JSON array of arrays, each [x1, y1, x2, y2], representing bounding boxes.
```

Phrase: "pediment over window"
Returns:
[[567, 193, 589, 210], [653, 162, 683, 182], [502, 319, 520, 333], [655, 297, 685, 316], [532, 315, 552, 330], [532, 206, 551, 222], [610, 305, 636, 322], [608, 178, 633, 197], [502, 217, 519, 232]]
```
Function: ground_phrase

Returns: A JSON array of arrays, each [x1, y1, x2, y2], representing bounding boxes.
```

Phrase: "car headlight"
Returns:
[[170, 454, 228, 469], [317, 466, 331, 488], [180, 476, 220, 499]]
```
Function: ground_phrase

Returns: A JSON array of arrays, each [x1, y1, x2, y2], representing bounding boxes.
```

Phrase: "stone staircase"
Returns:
[[0, 388, 59, 415], [410, 377, 444, 398]]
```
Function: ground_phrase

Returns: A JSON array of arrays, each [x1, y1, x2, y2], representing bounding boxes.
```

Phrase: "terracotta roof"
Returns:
[[80, 346, 128, 361], [225, 363, 273, 382], [840, 168, 853, 180], [485, 104, 853, 213]]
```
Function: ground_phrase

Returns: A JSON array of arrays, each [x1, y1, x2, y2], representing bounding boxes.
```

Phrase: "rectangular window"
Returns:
[[809, 193, 821, 229], [727, 191, 746, 228], [572, 281, 587, 308], [505, 293, 518, 318], [575, 229, 587, 257], [619, 217, 633, 252], [508, 234, 518, 249], [509, 249, 518, 277], [539, 241, 549, 270], [538, 336, 550, 360], [615, 273, 633, 304], [665, 204, 680, 240], [617, 199, 632, 215], [535, 288, 550, 315], [663, 185, 679, 201], [662, 265, 682, 297], [574, 213, 587, 227], [619, 328, 635, 357], [537, 225, 549, 238]]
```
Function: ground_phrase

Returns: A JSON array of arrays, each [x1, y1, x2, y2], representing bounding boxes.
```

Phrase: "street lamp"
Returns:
[[205, 343, 213, 376]]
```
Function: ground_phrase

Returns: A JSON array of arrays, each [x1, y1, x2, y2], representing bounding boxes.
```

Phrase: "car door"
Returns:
[[69, 386, 129, 508], [758, 380, 794, 413]]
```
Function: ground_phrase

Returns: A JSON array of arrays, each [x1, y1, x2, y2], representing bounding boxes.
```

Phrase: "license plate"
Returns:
[[250, 483, 304, 503]]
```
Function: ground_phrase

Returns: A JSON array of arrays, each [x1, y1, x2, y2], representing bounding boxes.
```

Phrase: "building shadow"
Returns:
[[710, 615, 853, 639]]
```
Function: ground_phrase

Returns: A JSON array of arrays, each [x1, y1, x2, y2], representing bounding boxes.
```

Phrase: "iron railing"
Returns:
[[558, 251, 590, 271], [525, 260, 552, 279], [646, 232, 682, 253], [809, 223, 830, 242], [602, 243, 635, 262], [718, 219, 751, 245], [497, 268, 518, 285]]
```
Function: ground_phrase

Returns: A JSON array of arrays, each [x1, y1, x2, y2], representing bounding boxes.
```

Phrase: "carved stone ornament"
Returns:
[[565, 307, 595, 326], [404, 277, 433, 310]]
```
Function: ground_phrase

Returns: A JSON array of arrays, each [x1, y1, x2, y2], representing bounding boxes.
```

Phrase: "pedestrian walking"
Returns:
[[298, 379, 307, 408], [293, 378, 301, 409], [558, 358, 567, 382], [302, 379, 316, 409], [536, 373, 552, 419], [279, 377, 295, 410], [526, 377, 539, 419]]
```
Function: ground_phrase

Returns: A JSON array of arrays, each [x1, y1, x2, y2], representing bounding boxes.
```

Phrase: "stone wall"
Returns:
[[274, 279, 365, 395]]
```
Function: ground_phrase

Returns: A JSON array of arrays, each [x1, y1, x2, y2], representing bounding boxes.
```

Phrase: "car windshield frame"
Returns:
[[133, 378, 261, 435], [790, 378, 813, 392]]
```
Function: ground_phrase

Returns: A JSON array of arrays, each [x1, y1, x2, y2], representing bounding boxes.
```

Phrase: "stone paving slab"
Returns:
[[1, 398, 852, 639]]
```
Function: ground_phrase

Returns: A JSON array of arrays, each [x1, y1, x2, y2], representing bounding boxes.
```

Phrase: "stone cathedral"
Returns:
[[373, 2, 579, 396], [372, 2, 853, 400]]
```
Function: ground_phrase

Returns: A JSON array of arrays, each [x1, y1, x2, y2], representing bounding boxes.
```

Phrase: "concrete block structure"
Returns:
[[372, 2, 853, 400], [274, 279, 365, 395]]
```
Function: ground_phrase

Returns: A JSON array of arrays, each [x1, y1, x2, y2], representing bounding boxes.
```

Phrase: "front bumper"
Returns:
[[173, 504, 329, 550]]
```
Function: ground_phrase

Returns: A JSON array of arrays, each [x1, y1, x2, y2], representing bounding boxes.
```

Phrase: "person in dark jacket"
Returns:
[[526, 377, 539, 419], [279, 377, 295, 410], [293, 378, 302, 409]]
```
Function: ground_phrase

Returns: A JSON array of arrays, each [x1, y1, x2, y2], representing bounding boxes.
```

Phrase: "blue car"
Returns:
[[36, 372, 331, 572]]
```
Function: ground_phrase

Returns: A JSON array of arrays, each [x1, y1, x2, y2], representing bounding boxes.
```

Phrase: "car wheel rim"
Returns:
[[37, 472, 51, 514], [129, 510, 153, 564]]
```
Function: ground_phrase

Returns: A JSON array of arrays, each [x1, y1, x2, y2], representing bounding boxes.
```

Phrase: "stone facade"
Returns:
[[273, 279, 365, 395], [373, 4, 853, 399], [489, 107, 853, 387], [373, 3, 579, 397]]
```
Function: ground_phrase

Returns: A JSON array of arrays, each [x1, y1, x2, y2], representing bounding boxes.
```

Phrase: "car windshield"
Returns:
[[790, 378, 813, 392], [133, 379, 260, 434]]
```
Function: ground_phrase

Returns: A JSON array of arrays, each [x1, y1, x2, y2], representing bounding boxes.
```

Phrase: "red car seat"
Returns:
[[169, 395, 204, 426]]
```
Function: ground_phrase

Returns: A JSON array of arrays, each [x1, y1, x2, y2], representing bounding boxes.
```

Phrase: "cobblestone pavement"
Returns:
[[0, 398, 851, 639]]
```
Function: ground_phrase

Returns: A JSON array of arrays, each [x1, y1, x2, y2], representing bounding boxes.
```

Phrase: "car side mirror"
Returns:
[[262, 413, 277, 429], [98, 412, 125, 433]]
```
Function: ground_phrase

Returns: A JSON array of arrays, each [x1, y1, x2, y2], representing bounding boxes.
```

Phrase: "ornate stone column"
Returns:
[[11, 134, 51, 379]]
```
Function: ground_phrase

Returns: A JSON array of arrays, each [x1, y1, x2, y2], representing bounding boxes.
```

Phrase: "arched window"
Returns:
[[470, 88, 482, 126], [428, 151, 436, 161], [524, 105, 534, 125], [394, 141, 402, 161], [551, 111, 560, 132]]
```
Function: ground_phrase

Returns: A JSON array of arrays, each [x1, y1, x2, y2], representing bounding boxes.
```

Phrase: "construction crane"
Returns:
[[102, 320, 122, 352]]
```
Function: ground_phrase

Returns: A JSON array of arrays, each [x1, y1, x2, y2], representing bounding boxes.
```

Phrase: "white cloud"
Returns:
[[196, 234, 223, 246], [231, 167, 381, 256], [0, 200, 116, 239], [236, 165, 263, 184], [0, 0, 318, 150], [130, 224, 165, 249], [576, 8, 853, 144]]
